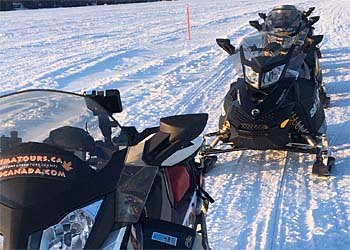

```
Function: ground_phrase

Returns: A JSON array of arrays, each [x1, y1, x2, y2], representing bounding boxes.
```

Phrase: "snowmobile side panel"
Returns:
[[161, 136, 202, 166], [294, 78, 325, 133], [0, 145, 127, 250]]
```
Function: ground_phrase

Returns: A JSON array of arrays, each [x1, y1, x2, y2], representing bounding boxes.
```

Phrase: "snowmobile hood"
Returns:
[[235, 77, 295, 114]]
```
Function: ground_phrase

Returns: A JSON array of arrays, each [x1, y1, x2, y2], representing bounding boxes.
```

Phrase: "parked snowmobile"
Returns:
[[249, 5, 317, 34], [205, 28, 335, 176], [0, 89, 214, 250], [247, 5, 329, 107]]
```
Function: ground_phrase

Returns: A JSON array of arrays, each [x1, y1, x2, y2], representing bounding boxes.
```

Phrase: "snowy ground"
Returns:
[[1, 0, 349, 249]]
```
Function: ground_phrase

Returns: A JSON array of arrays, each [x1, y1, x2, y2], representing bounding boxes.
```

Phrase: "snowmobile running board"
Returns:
[[202, 143, 322, 156], [200, 131, 335, 177], [201, 131, 322, 156]]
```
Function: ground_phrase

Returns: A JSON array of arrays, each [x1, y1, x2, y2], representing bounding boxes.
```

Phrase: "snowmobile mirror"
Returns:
[[216, 38, 236, 55], [258, 13, 266, 20], [308, 16, 320, 26], [304, 7, 315, 17], [85, 89, 123, 115], [305, 35, 323, 48], [249, 20, 262, 31]]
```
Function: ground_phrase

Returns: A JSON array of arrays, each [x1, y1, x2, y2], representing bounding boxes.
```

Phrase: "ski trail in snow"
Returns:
[[206, 150, 288, 249], [269, 151, 292, 249]]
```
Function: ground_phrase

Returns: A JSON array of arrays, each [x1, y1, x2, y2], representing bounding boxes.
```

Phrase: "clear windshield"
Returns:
[[241, 31, 307, 79], [241, 32, 294, 61], [0, 90, 121, 170], [265, 5, 303, 33]]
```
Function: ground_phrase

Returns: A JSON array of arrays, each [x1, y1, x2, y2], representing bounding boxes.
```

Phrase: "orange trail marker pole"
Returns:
[[186, 4, 191, 40]]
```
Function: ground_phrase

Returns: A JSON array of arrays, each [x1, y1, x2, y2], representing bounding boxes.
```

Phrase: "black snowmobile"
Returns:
[[249, 5, 318, 36], [0, 89, 214, 249], [248, 5, 329, 107], [204, 28, 334, 176], [218, 5, 329, 107]]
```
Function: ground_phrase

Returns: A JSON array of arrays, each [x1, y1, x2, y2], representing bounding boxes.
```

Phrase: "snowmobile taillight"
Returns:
[[280, 118, 290, 128]]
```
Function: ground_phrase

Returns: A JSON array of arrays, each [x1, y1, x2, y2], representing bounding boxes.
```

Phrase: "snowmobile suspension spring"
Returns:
[[290, 113, 309, 133]]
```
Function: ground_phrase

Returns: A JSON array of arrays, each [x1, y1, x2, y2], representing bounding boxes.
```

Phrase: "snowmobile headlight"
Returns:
[[244, 65, 259, 89], [28, 200, 103, 249], [261, 64, 285, 88]]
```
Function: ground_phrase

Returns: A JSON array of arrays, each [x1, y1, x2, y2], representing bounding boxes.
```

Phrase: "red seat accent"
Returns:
[[165, 166, 190, 203]]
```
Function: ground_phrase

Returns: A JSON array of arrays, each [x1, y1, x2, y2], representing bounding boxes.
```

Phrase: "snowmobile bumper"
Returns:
[[202, 129, 320, 155], [229, 126, 290, 150]]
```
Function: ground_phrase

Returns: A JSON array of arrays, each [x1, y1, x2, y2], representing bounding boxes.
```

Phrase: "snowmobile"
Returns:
[[249, 5, 318, 35], [0, 89, 214, 249], [205, 27, 335, 176], [247, 5, 329, 107]]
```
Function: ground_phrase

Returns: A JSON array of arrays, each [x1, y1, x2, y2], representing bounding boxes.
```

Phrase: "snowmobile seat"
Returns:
[[142, 113, 208, 166], [159, 113, 208, 144]]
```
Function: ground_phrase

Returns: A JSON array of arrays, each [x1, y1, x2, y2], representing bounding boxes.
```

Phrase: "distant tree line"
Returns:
[[0, 0, 14, 10], [0, 0, 163, 11]]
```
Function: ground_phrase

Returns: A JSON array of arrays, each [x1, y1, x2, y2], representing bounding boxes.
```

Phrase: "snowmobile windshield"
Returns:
[[241, 32, 305, 89], [0, 89, 122, 170], [265, 5, 303, 33], [241, 32, 294, 59]]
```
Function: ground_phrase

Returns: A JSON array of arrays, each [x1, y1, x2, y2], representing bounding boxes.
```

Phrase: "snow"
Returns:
[[1, 0, 349, 249]]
